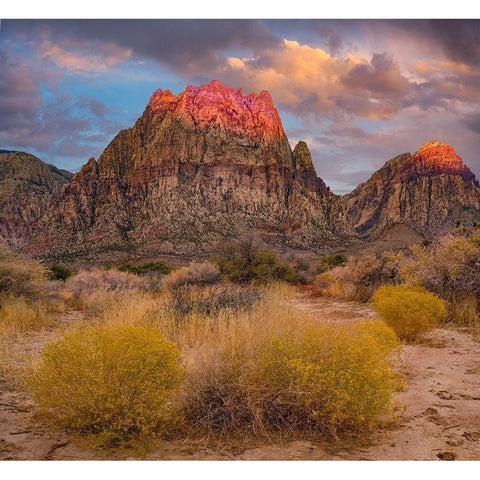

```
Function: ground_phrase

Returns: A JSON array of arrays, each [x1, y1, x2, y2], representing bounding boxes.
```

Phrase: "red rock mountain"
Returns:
[[0, 150, 72, 247], [345, 141, 480, 238], [28, 81, 351, 259]]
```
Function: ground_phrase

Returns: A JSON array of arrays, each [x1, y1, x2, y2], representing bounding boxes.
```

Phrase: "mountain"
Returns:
[[28, 80, 352, 259], [345, 141, 480, 238], [0, 150, 72, 246]]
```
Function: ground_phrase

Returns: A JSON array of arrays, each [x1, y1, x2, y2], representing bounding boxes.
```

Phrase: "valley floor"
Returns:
[[1, 298, 479, 461]]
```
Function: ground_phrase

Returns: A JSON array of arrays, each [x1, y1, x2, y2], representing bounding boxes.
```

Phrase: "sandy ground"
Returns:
[[1, 298, 479, 461]]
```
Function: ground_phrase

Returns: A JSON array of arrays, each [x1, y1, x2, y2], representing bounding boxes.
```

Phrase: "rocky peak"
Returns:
[[293, 141, 314, 171], [144, 79, 285, 142], [409, 141, 476, 182], [345, 141, 480, 238]]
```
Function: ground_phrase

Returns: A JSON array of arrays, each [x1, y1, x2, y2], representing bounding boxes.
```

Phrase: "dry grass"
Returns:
[[64, 268, 144, 310], [162, 262, 221, 293], [0, 297, 52, 334], [10, 276, 402, 449], [401, 232, 480, 327], [178, 295, 402, 441], [0, 247, 48, 301]]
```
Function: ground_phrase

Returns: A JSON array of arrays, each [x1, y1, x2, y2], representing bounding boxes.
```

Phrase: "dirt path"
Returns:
[[1, 300, 479, 460]]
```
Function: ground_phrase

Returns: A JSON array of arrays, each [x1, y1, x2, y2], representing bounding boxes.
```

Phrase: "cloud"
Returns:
[[0, 48, 118, 166], [461, 113, 480, 135], [222, 40, 414, 121], [39, 39, 132, 73], [0, 47, 43, 128], [2, 19, 281, 77]]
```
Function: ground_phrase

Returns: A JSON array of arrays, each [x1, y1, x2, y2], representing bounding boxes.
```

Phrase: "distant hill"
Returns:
[[0, 150, 72, 246]]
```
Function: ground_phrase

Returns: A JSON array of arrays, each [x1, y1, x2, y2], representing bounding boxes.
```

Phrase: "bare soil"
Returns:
[[1, 298, 479, 461]]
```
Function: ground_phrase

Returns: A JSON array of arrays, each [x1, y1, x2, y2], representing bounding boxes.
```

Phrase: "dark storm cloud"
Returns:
[[2, 19, 282, 75], [462, 113, 480, 135], [381, 20, 480, 67], [342, 53, 410, 95]]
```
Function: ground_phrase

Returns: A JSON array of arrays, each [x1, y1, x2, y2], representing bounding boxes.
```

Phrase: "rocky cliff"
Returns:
[[0, 150, 72, 247], [345, 141, 480, 238], [28, 80, 352, 258]]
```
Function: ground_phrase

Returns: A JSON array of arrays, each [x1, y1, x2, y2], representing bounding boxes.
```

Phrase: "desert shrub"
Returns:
[[316, 253, 346, 273], [0, 247, 48, 301], [28, 324, 184, 448], [401, 232, 480, 325], [181, 297, 402, 441], [254, 321, 401, 438], [165, 284, 262, 320], [47, 263, 73, 281], [281, 252, 317, 284], [215, 242, 296, 284], [116, 262, 171, 276], [372, 285, 448, 341], [0, 297, 50, 333], [162, 262, 221, 293], [315, 252, 402, 302], [65, 268, 143, 303]]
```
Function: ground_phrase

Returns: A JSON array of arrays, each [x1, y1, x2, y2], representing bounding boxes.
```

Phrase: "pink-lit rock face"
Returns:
[[345, 141, 480, 238], [25, 81, 352, 258], [402, 141, 475, 181], [145, 80, 285, 142]]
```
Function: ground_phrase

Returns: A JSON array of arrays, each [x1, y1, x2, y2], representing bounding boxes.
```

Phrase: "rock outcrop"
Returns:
[[345, 141, 480, 238], [0, 150, 72, 246], [28, 81, 352, 258]]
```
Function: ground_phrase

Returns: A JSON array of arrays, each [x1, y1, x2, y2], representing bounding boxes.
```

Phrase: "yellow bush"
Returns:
[[28, 324, 184, 448], [0, 297, 50, 333], [181, 307, 402, 440], [372, 285, 448, 341], [255, 320, 401, 438]]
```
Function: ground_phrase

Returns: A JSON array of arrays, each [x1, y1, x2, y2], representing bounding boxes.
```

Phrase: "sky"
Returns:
[[1, 19, 480, 193]]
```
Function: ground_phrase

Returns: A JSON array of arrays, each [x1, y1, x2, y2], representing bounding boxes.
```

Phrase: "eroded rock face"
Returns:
[[29, 81, 352, 258], [0, 151, 72, 247], [345, 141, 480, 238]]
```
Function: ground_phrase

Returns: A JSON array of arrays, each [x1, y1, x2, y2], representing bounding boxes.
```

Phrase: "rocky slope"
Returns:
[[28, 81, 352, 258], [0, 151, 72, 246], [345, 141, 480, 238]]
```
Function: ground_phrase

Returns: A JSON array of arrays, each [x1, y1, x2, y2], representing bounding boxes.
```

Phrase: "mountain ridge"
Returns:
[[1, 81, 480, 260]]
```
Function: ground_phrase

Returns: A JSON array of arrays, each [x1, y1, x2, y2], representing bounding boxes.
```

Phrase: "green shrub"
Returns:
[[28, 325, 184, 448], [117, 262, 171, 276], [372, 285, 448, 341], [48, 263, 73, 281], [215, 242, 296, 284], [316, 253, 346, 273]]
